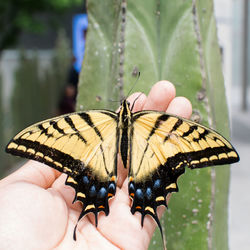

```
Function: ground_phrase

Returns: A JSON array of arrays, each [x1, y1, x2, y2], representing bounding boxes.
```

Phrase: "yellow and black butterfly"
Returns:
[[6, 99, 239, 240]]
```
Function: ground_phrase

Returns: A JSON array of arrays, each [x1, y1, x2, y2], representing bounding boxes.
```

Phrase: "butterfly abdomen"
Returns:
[[118, 100, 133, 169]]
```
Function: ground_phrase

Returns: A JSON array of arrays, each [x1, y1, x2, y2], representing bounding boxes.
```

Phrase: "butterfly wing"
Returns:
[[128, 111, 239, 233], [6, 110, 119, 235]]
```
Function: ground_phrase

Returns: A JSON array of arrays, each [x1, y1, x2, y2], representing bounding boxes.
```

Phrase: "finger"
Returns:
[[143, 81, 176, 111], [166, 96, 193, 119], [0, 160, 60, 189]]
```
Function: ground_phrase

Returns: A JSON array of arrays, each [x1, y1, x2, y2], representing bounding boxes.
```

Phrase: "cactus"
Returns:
[[77, 1, 230, 249]]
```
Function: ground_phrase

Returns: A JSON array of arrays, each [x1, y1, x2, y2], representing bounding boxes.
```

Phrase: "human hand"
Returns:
[[0, 81, 192, 250]]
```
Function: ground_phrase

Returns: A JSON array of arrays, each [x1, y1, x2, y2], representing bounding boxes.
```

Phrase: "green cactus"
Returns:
[[77, 1, 231, 249]]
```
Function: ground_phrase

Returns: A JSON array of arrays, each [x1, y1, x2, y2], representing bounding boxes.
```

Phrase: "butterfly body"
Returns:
[[6, 99, 239, 240], [118, 100, 132, 169]]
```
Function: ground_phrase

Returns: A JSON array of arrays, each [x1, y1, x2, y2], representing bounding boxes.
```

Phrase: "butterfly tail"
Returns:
[[140, 208, 166, 250], [152, 213, 167, 250]]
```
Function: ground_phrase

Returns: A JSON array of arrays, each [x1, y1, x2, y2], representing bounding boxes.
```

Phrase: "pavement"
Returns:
[[229, 86, 250, 250]]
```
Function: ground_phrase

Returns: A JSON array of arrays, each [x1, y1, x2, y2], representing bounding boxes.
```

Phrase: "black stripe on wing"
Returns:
[[169, 145, 239, 169], [79, 113, 103, 141], [146, 114, 170, 140], [6, 138, 85, 176], [64, 116, 87, 143]]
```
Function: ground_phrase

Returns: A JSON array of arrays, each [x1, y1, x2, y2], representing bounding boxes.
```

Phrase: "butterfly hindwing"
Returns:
[[128, 110, 239, 231], [6, 110, 119, 232]]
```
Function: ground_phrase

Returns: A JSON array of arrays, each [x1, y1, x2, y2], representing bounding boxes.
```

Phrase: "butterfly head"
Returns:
[[120, 93, 142, 113], [119, 99, 131, 115], [120, 99, 130, 105], [124, 99, 130, 108]]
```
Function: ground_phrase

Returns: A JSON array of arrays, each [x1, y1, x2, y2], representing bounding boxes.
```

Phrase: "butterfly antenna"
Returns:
[[126, 71, 141, 99], [108, 99, 120, 104], [130, 93, 143, 111]]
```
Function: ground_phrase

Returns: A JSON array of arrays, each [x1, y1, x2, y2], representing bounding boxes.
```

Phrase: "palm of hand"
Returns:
[[0, 81, 192, 250]]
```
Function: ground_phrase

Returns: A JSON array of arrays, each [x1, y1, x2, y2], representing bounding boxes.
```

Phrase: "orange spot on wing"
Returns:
[[110, 176, 116, 182]]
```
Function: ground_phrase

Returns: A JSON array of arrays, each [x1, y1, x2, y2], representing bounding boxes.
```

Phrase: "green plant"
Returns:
[[6, 30, 71, 176], [77, 1, 230, 249], [0, 0, 83, 54]]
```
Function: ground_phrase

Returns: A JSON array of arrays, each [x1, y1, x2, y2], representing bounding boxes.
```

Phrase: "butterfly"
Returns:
[[5, 98, 239, 241]]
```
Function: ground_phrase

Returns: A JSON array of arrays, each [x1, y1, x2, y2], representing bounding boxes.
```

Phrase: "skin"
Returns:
[[0, 81, 192, 250]]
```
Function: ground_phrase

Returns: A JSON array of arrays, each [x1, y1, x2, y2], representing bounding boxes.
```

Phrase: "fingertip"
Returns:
[[156, 80, 176, 94], [166, 96, 193, 119], [143, 81, 176, 111]]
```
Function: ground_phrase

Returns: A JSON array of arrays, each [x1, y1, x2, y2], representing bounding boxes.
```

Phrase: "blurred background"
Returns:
[[214, 1, 250, 249], [0, 0, 249, 249], [0, 0, 87, 173]]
